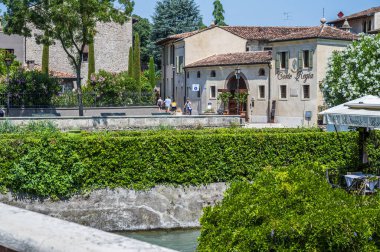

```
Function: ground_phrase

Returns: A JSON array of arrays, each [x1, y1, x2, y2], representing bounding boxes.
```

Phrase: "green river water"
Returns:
[[116, 229, 200, 252]]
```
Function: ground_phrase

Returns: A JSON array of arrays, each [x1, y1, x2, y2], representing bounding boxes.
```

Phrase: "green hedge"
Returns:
[[0, 130, 360, 199]]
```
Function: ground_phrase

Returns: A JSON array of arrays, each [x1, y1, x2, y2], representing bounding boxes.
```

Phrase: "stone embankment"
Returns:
[[0, 183, 227, 231]]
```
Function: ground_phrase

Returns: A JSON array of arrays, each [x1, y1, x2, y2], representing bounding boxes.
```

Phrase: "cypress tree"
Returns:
[[148, 56, 156, 88], [41, 44, 49, 74], [128, 46, 133, 77], [133, 33, 141, 97], [212, 0, 227, 26], [87, 42, 95, 81]]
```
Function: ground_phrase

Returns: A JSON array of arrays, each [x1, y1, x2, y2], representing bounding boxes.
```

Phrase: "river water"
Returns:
[[115, 229, 200, 252]]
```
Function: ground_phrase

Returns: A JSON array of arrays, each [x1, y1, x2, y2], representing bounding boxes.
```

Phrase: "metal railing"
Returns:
[[0, 91, 156, 108]]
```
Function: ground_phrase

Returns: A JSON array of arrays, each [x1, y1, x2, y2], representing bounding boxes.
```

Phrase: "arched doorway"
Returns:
[[226, 74, 248, 116]]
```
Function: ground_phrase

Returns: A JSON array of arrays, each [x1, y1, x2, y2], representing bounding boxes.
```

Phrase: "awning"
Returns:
[[319, 95, 380, 128]]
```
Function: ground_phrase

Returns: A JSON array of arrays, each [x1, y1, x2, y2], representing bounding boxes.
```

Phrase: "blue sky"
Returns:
[[133, 0, 378, 26], [0, 1, 378, 26]]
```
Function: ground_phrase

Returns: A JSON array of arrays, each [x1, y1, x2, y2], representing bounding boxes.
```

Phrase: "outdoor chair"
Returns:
[[325, 169, 341, 189]]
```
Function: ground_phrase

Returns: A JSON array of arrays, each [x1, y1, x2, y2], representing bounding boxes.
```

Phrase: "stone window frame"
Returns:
[[210, 85, 216, 99], [301, 84, 311, 100], [279, 84, 288, 100], [258, 85, 266, 100]]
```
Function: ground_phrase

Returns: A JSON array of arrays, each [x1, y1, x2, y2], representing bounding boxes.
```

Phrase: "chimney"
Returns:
[[341, 19, 351, 32], [320, 17, 327, 26]]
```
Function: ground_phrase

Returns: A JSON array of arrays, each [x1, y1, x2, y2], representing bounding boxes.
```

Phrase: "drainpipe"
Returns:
[[162, 47, 166, 99], [184, 69, 187, 104], [267, 63, 272, 123]]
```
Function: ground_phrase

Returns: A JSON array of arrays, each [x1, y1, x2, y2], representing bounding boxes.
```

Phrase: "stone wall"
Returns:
[[0, 183, 227, 231], [25, 21, 132, 82], [2, 115, 241, 130]]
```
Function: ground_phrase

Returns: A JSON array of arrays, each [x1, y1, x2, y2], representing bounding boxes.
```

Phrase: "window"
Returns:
[[303, 50, 310, 68], [298, 50, 313, 69], [258, 68, 265, 76], [2, 49, 15, 55], [210, 86, 216, 99], [197, 71, 201, 78], [170, 45, 175, 65], [302, 85, 310, 99], [176, 56, 184, 74], [368, 20, 372, 31], [276, 52, 289, 70], [363, 21, 367, 32], [210, 70, 216, 77], [258, 85, 265, 99], [280, 52, 287, 69], [82, 45, 89, 62], [246, 47, 250, 52], [82, 52, 89, 62], [280, 85, 287, 99], [264, 47, 272, 51]]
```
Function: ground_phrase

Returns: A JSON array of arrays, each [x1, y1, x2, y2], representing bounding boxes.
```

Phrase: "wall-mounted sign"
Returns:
[[192, 84, 200, 92], [276, 70, 314, 83]]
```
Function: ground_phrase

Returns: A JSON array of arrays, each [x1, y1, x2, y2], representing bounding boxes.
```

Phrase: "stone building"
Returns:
[[158, 20, 356, 127], [328, 6, 380, 34], [1, 21, 132, 84]]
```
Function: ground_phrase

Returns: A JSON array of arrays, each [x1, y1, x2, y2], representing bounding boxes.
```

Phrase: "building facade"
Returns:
[[158, 21, 356, 127], [328, 6, 380, 34], [1, 21, 132, 83]]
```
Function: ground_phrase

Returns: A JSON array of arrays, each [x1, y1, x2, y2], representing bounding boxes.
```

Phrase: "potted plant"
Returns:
[[217, 92, 232, 114], [233, 92, 249, 116]]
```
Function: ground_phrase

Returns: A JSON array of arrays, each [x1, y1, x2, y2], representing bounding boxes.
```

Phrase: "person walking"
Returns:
[[184, 98, 192, 115], [157, 97, 163, 111], [164, 96, 172, 113]]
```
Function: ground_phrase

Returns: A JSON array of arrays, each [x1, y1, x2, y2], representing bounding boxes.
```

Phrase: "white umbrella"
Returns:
[[319, 95, 380, 128]]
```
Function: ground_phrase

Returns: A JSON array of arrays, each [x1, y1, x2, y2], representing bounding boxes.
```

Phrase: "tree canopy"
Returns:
[[151, 0, 203, 65], [321, 34, 380, 107], [212, 0, 227, 26], [1, 0, 134, 115], [133, 14, 153, 69]]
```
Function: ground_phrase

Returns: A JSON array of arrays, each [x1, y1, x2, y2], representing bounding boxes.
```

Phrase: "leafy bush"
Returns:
[[0, 120, 58, 134], [0, 130, 359, 199], [198, 165, 380, 251]]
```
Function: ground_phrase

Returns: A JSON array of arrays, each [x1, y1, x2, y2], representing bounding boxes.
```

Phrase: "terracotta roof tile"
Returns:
[[270, 25, 357, 42], [221, 26, 311, 40], [328, 6, 380, 24], [26, 65, 77, 79], [185, 51, 272, 68]]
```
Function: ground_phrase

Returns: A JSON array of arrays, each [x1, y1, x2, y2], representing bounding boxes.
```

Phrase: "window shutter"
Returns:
[[285, 52, 289, 69], [275, 53, 280, 70], [309, 50, 314, 69], [176, 56, 179, 73], [298, 51, 303, 69]]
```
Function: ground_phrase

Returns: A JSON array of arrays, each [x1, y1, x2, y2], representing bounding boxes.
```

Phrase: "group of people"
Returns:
[[156, 97, 192, 115]]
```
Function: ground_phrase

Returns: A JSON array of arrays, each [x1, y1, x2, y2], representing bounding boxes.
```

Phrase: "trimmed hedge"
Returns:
[[0, 130, 360, 199]]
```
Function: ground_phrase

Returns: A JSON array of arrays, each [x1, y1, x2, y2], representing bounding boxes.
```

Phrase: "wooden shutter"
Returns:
[[309, 50, 314, 69], [275, 53, 280, 70], [176, 56, 179, 73], [298, 51, 303, 69], [285, 52, 289, 70]]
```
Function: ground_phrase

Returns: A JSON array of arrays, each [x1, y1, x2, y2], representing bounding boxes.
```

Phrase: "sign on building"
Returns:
[[192, 84, 200, 92]]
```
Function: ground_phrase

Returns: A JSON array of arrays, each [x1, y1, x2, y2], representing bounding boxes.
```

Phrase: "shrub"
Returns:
[[0, 130, 359, 199], [198, 165, 380, 251]]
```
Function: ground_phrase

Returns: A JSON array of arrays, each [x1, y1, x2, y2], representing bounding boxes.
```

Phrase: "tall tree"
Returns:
[[148, 56, 156, 89], [87, 42, 95, 81], [151, 0, 203, 65], [132, 15, 153, 69], [133, 33, 141, 98], [41, 44, 49, 74], [1, 0, 133, 116], [127, 46, 133, 78], [212, 0, 227, 26], [321, 34, 380, 107]]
